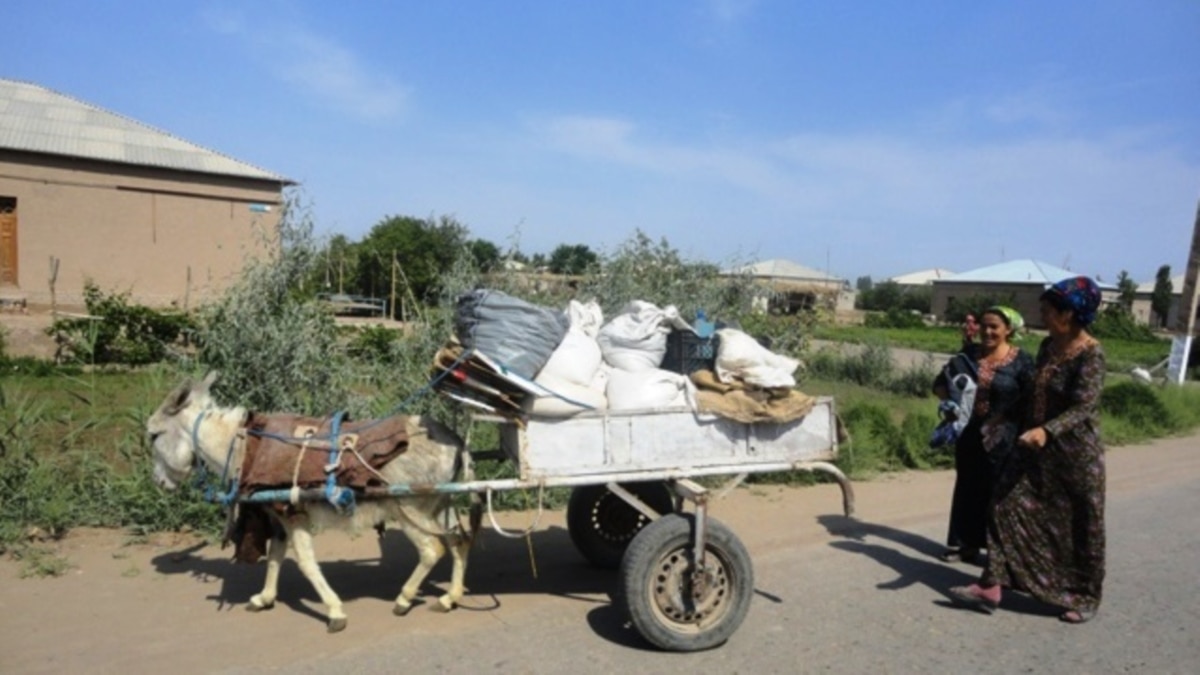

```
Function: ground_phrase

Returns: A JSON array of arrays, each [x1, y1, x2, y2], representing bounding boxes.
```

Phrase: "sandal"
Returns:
[[948, 584, 1000, 614], [1059, 609, 1096, 624], [939, 549, 963, 563], [939, 547, 980, 564]]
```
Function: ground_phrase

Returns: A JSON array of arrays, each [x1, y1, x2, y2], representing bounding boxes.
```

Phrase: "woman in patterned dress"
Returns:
[[950, 276, 1107, 624], [934, 306, 1034, 563]]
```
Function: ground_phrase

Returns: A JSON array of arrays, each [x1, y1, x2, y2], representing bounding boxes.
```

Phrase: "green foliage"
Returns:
[[1090, 305, 1160, 342], [943, 292, 1018, 324], [1116, 270, 1137, 310], [355, 214, 470, 303], [575, 230, 759, 321], [468, 239, 502, 274], [548, 244, 599, 275], [194, 201, 358, 415], [1151, 264, 1173, 328], [49, 282, 194, 365], [864, 307, 925, 329], [856, 281, 931, 314]]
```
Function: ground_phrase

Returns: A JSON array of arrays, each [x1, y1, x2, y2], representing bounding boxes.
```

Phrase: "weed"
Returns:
[[13, 544, 73, 578]]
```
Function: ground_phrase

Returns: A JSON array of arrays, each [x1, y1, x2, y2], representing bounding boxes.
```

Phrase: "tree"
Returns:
[[856, 276, 873, 292], [354, 214, 470, 303], [1115, 270, 1137, 312], [548, 244, 599, 275], [1151, 264, 1173, 328], [468, 239, 501, 273]]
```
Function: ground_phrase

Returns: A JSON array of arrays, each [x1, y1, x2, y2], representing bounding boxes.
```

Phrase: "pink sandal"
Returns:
[[948, 584, 1001, 614]]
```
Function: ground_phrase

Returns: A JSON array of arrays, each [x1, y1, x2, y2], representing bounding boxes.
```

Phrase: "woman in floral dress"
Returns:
[[951, 276, 1107, 624], [934, 306, 1034, 563]]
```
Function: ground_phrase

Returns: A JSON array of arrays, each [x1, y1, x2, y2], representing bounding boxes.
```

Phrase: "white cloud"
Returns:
[[200, 7, 408, 121]]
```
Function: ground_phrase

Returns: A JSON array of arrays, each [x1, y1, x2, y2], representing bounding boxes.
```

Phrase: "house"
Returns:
[[888, 268, 955, 287], [723, 258, 851, 313], [930, 259, 1116, 327], [1131, 273, 1184, 328], [0, 79, 292, 309]]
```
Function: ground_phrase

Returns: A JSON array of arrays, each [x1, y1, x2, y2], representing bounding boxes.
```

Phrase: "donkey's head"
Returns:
[[146, 371, 219, 490]]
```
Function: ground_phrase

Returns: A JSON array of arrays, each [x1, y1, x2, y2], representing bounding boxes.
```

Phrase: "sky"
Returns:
[[4, 1, 1198, 284]]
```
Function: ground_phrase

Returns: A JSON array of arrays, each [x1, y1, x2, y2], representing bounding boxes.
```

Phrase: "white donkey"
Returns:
[[147, 371, 476, 632]]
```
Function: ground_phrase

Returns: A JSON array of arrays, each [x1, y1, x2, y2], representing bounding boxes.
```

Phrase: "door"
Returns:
[[0, 197, 16, 287]]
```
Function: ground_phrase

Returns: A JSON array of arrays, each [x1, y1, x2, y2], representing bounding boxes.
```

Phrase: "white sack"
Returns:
[[714, 328, 801, 389], [525, 372, 608, 416], [597, 300, 680, 372], [566, 299, 604, 338], [606, 367, 692, 411], [536, 327, 603, 387]]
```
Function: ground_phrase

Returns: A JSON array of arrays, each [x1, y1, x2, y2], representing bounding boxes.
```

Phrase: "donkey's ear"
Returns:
[[196, 371, 220, 397], [164, 379, 194, 415]]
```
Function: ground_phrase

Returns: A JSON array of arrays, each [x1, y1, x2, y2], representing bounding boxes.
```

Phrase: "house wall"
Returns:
[[931, 282, 1049, 326], [0, 150, 283, 308], [1130, 294, 1180, 328]]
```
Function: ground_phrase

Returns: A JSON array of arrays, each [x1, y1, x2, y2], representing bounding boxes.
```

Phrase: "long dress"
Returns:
[[983, 337, 1106, 613], [938, 344, 1034, 553]]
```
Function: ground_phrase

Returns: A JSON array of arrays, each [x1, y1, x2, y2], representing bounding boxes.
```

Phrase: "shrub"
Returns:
[[1100, 381, 1173, 435], [864, 308, 925, 329], [49, 282, 194, 365], [1090, 306, 1160, 342]]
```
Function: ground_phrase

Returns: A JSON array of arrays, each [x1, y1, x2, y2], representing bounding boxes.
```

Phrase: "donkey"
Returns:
[[147, 371, 476, 632]]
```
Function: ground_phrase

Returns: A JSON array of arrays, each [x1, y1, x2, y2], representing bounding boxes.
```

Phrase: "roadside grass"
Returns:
[[812, 324, 1172, 373]]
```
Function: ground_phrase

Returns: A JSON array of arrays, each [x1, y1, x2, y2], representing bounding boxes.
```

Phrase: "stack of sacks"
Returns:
[[598, 300, 696, 411], [526, 300, 610, 415]]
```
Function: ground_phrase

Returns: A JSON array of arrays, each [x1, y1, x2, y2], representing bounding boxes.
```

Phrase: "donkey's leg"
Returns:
[[392, 524, 446, 616], [438, 532, 471, 612], [247, 529, 288, 612], [288, 525, 348, 633]]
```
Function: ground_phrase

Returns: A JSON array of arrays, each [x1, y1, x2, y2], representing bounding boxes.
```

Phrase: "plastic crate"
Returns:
[[661, 330, 720, 374]]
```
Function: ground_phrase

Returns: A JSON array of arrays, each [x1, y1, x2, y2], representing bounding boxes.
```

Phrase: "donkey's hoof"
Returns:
[[246, 597, 275, 612], [433, 595, 457, 613], [393, 601, 413, 617], [327, 617, 348, 633]]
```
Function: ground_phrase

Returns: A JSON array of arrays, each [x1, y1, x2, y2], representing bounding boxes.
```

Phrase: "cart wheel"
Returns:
[[619, 513, 754, 652], [566, 482, 673, 569]]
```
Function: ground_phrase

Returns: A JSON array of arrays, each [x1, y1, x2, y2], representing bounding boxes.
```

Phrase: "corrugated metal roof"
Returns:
[[0, 79, 290, 183], [723, 258, 844, 283], [889, 268, 956, 285], [934, 259, 1117, 288]]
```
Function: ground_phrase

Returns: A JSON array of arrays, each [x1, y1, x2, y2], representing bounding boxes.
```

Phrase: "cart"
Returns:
[[237, 391, 851, 650], [458, 396, 853, 652]]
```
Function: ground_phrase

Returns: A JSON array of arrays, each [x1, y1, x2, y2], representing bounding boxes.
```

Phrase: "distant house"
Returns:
[[0, 79, 292, 309], [723, 258, 851, 313], [930, 259, 1116, 327], [1131, 273, 1184, 327], [888, 268, 955, 287]]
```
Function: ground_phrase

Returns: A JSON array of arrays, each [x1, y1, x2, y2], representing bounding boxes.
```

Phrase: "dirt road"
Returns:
[[2, 433, 1198, 674]]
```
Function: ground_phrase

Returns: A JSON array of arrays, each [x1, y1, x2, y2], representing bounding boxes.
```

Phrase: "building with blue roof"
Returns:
[[930, 259, 1116, 328]]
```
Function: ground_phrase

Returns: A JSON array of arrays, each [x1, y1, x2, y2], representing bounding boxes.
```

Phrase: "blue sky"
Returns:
[[4, 1, 1198, 283]]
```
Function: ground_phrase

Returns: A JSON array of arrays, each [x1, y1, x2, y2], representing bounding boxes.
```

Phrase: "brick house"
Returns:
[[0, 79, 292, 309]]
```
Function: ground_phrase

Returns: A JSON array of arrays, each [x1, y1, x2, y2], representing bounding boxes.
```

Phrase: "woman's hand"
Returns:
[[1018, 427, 1048, 449]]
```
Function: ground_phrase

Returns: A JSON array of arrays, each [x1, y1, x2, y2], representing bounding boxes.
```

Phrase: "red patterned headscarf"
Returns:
[[1041, 276, 1102, 326]]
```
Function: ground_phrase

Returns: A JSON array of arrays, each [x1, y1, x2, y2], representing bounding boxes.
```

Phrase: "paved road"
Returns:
[[278, 434, 1200, 675], [3, 433, 1196, 674]]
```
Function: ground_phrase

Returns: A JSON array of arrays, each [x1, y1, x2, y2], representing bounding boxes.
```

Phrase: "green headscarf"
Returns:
[[985, 305, 1024, 339]]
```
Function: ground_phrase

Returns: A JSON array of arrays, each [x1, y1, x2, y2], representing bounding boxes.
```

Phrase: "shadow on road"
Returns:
[[816, 514, 1058, 618], [150, 524, 621, 627]]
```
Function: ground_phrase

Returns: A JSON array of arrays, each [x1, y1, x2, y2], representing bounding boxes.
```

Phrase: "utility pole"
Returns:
[[1167, 200, 1200, 384], [1174, 200, 1200, 335]]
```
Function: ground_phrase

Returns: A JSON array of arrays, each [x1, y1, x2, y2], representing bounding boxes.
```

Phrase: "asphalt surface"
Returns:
[[265, 434, 1200, 675]]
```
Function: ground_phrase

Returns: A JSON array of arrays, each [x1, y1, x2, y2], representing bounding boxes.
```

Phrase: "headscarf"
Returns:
[[984, 305, 1024, 338], [1041, 276, 1102, 327]]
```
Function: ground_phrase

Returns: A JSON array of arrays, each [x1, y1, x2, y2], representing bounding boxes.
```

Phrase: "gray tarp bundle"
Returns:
[[455, 289, 570, 379]]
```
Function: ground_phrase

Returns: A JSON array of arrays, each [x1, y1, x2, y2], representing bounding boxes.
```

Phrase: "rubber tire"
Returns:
[[619, 513, 754, 652], [566, 482, 674, 569]]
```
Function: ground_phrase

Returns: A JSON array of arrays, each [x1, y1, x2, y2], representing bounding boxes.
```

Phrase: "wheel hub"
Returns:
[[652, 550, 729, 627]]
